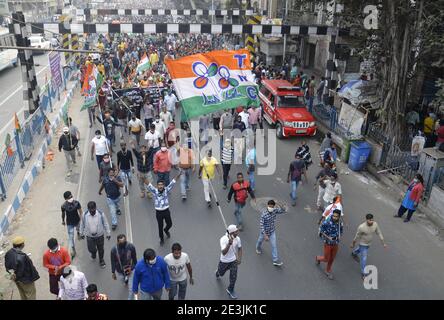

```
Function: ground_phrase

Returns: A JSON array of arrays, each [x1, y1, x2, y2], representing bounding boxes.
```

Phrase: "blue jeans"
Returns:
[[67, 224, 78, 250], [120, 169, 132, 190], [307, 96, 314, 113], [106, 196, 121, 226], [169, 279, 187, 300], [234, 202, 245, 226], [157, 172, 170, 186], [139, 289, 162, 300], [248, 171, 255, 191], [353, 245, 369, 275], [290, 180, 299, 201], [117, 271, 135, 300], [180, 168, 191, 196], [256, 231, 279, 262]]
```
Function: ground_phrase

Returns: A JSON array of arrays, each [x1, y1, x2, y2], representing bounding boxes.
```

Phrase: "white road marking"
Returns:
[[124, 194, 133, 243]]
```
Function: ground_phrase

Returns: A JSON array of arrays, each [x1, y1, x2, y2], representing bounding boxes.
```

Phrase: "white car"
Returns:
[[0, 49, 18, 72], [29, 36, 51, 54]]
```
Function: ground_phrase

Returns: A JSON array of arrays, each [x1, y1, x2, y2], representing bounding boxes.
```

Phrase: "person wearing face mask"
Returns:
[[99, 153, 113, 183], [154, 142, 173, 186], [110, 234, 138, 300], [61, 191, 83, 259], [256, 200, 287, 267], [147, 171, 182, 245], [227, 173, 256, 231], [57, 266, 88, 300], [99, 168, 124, 230], [42, 238, 71, 297], [79, 201, 111, 269], [199, 149, 222, 208], [4, 236, 40, 300], [394, 173, 424, 222], [164, 243, 194, 300], [322, 173, 342, 209], [316, 210, 343, 280], [145, 123, 162, 152], [130, 140, 154, 198], [58, 127, 79, 177], [153, 115, 166, 138], [128, 114, 145, 146], [215, 225, 242, 300], [132, 248, 171, 300], [351, 214, 387, 280], [160, 106, 173, 134], [91, 130, 111, 169]]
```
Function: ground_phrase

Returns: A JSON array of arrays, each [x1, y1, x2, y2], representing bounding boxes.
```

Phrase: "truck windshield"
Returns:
[[277, 96, 305, 108]]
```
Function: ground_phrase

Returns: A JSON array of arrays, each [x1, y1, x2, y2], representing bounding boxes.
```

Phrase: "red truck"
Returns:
[[259, 79, 317, 138]]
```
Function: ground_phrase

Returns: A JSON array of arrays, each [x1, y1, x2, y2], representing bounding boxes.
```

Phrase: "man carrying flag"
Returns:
[[137, 53, 151, 75]]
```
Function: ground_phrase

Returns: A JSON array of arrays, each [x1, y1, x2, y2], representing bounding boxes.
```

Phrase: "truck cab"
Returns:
[[259, 79, 317, 138]]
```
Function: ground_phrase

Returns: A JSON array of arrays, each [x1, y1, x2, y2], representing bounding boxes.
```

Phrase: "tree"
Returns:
[[290, 0, 444, 144]]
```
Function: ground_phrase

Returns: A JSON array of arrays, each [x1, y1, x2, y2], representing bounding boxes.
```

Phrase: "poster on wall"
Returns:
[[411, 135, 425, 157], [337, 101, 365, 137]]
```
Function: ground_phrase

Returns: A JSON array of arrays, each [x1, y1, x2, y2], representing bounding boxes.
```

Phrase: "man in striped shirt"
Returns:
[[147, 171, 182, 245], [256, 200, 287, 267]]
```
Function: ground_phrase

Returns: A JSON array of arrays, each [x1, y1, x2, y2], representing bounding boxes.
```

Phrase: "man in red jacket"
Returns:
[[43, 238, 71, 297], [227, 173, 256, 231]]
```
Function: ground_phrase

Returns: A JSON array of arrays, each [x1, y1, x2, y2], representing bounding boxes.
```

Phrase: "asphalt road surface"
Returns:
[[0, 53, 51, 131], [68, 117, 444, 300]]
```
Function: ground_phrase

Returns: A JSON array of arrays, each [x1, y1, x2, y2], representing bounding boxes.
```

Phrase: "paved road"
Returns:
[[69, 116, 444, 300], [0, 53, 51, 131]]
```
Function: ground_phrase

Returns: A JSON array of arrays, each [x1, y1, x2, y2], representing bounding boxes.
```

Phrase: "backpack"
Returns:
[[233, 182, 250, 204]]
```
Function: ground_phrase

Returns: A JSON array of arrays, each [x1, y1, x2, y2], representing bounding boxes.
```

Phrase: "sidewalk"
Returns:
[[0, 80, 83, 300]]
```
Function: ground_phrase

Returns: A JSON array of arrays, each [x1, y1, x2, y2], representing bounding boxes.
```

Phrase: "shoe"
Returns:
[[273, 260, 284, 267], [351, 252, 360, 262], [325, 272, 334, 280], [186, 186, 191, 191], [99, 260, 106, 269], [403, 219, 410, 223], [67, 171, 71, 177], [182, 195, 187, 201], [315, 256, 320, 266], [91, 254, 97, 260], [160, 239, 164, 245], [164, 230, 171, 239], [256, 248, 262, 255], [128, 179, 132, 185], [226, 288, 238, 299], [116, 209, 121, 215], [215, 270, 221, 280], [223, 185, 227, 190], [207, 201, 212, 208], [292, 201, 296, 207], [71, 248, 76, 259], [361, 273, 369, 280], [73, 160, 77, 165], [112, 225, 117, 230]]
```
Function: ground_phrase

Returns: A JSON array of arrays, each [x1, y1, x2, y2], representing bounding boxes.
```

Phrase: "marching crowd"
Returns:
[[5, 32, 427, 301]]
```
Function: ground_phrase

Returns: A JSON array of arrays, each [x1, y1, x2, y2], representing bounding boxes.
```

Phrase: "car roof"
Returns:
[[262, 79, 303, 96]]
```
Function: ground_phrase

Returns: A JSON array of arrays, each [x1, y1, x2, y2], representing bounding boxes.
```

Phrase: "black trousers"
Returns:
[[86, 235, 105, 261], [156, 208, 172, 241], [397, 205, 416, 221], [216, 260, 238, 292], [222, 164, 231, 187]]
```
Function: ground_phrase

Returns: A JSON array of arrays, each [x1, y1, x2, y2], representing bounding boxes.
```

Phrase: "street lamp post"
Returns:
[[282, 0, 288, 64]]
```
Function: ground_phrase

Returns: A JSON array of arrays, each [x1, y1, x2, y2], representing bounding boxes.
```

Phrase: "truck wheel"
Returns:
[[276, 123, 284, 139]]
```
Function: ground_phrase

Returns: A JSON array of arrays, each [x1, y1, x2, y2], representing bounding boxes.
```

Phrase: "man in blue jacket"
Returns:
[[132, 248, 171, 300]]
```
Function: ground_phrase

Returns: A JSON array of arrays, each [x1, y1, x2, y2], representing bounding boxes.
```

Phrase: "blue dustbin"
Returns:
[[348, 141, 372, 171]]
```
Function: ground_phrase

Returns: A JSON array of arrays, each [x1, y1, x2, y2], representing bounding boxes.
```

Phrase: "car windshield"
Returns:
[[277, 96, 305, 108]]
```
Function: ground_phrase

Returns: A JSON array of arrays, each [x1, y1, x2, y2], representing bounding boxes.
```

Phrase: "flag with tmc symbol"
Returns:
[[165, 49, 260, 119]]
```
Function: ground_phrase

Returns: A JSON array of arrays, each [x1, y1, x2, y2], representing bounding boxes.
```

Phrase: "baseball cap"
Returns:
[[227, 225, 238, 233], [12, 236, 25, 246], [63, 127, 69, 132]]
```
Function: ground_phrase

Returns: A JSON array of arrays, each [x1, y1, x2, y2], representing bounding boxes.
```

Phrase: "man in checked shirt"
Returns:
[[255, 200, 288, 267]]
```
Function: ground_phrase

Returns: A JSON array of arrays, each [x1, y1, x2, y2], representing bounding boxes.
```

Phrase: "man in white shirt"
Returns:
[[159, 107, 173, 130], [164, 243, 194, 300], [323, 174, 342, 209], [215, 225, 242, 300], [57, 266, 88, 300], [238, 108, 250, 129], [154, 115, 166, 139], [90, 130, 110, 169], [164, 91, 178, 121], [145, 124, 162, 151]]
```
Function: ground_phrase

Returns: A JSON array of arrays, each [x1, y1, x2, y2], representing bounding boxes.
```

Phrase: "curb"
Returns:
[[0, 79, 79, 242]]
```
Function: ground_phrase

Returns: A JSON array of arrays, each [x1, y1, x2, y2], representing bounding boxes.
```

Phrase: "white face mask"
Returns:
[[96, 135, 101, 139], [267, 207, 274, 213], [67, 198, 74, 203], [50, 246, 60, 254], [161, 147, 167, 152], [413, 178, 419, 183], [148, 257, 157, 265]]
